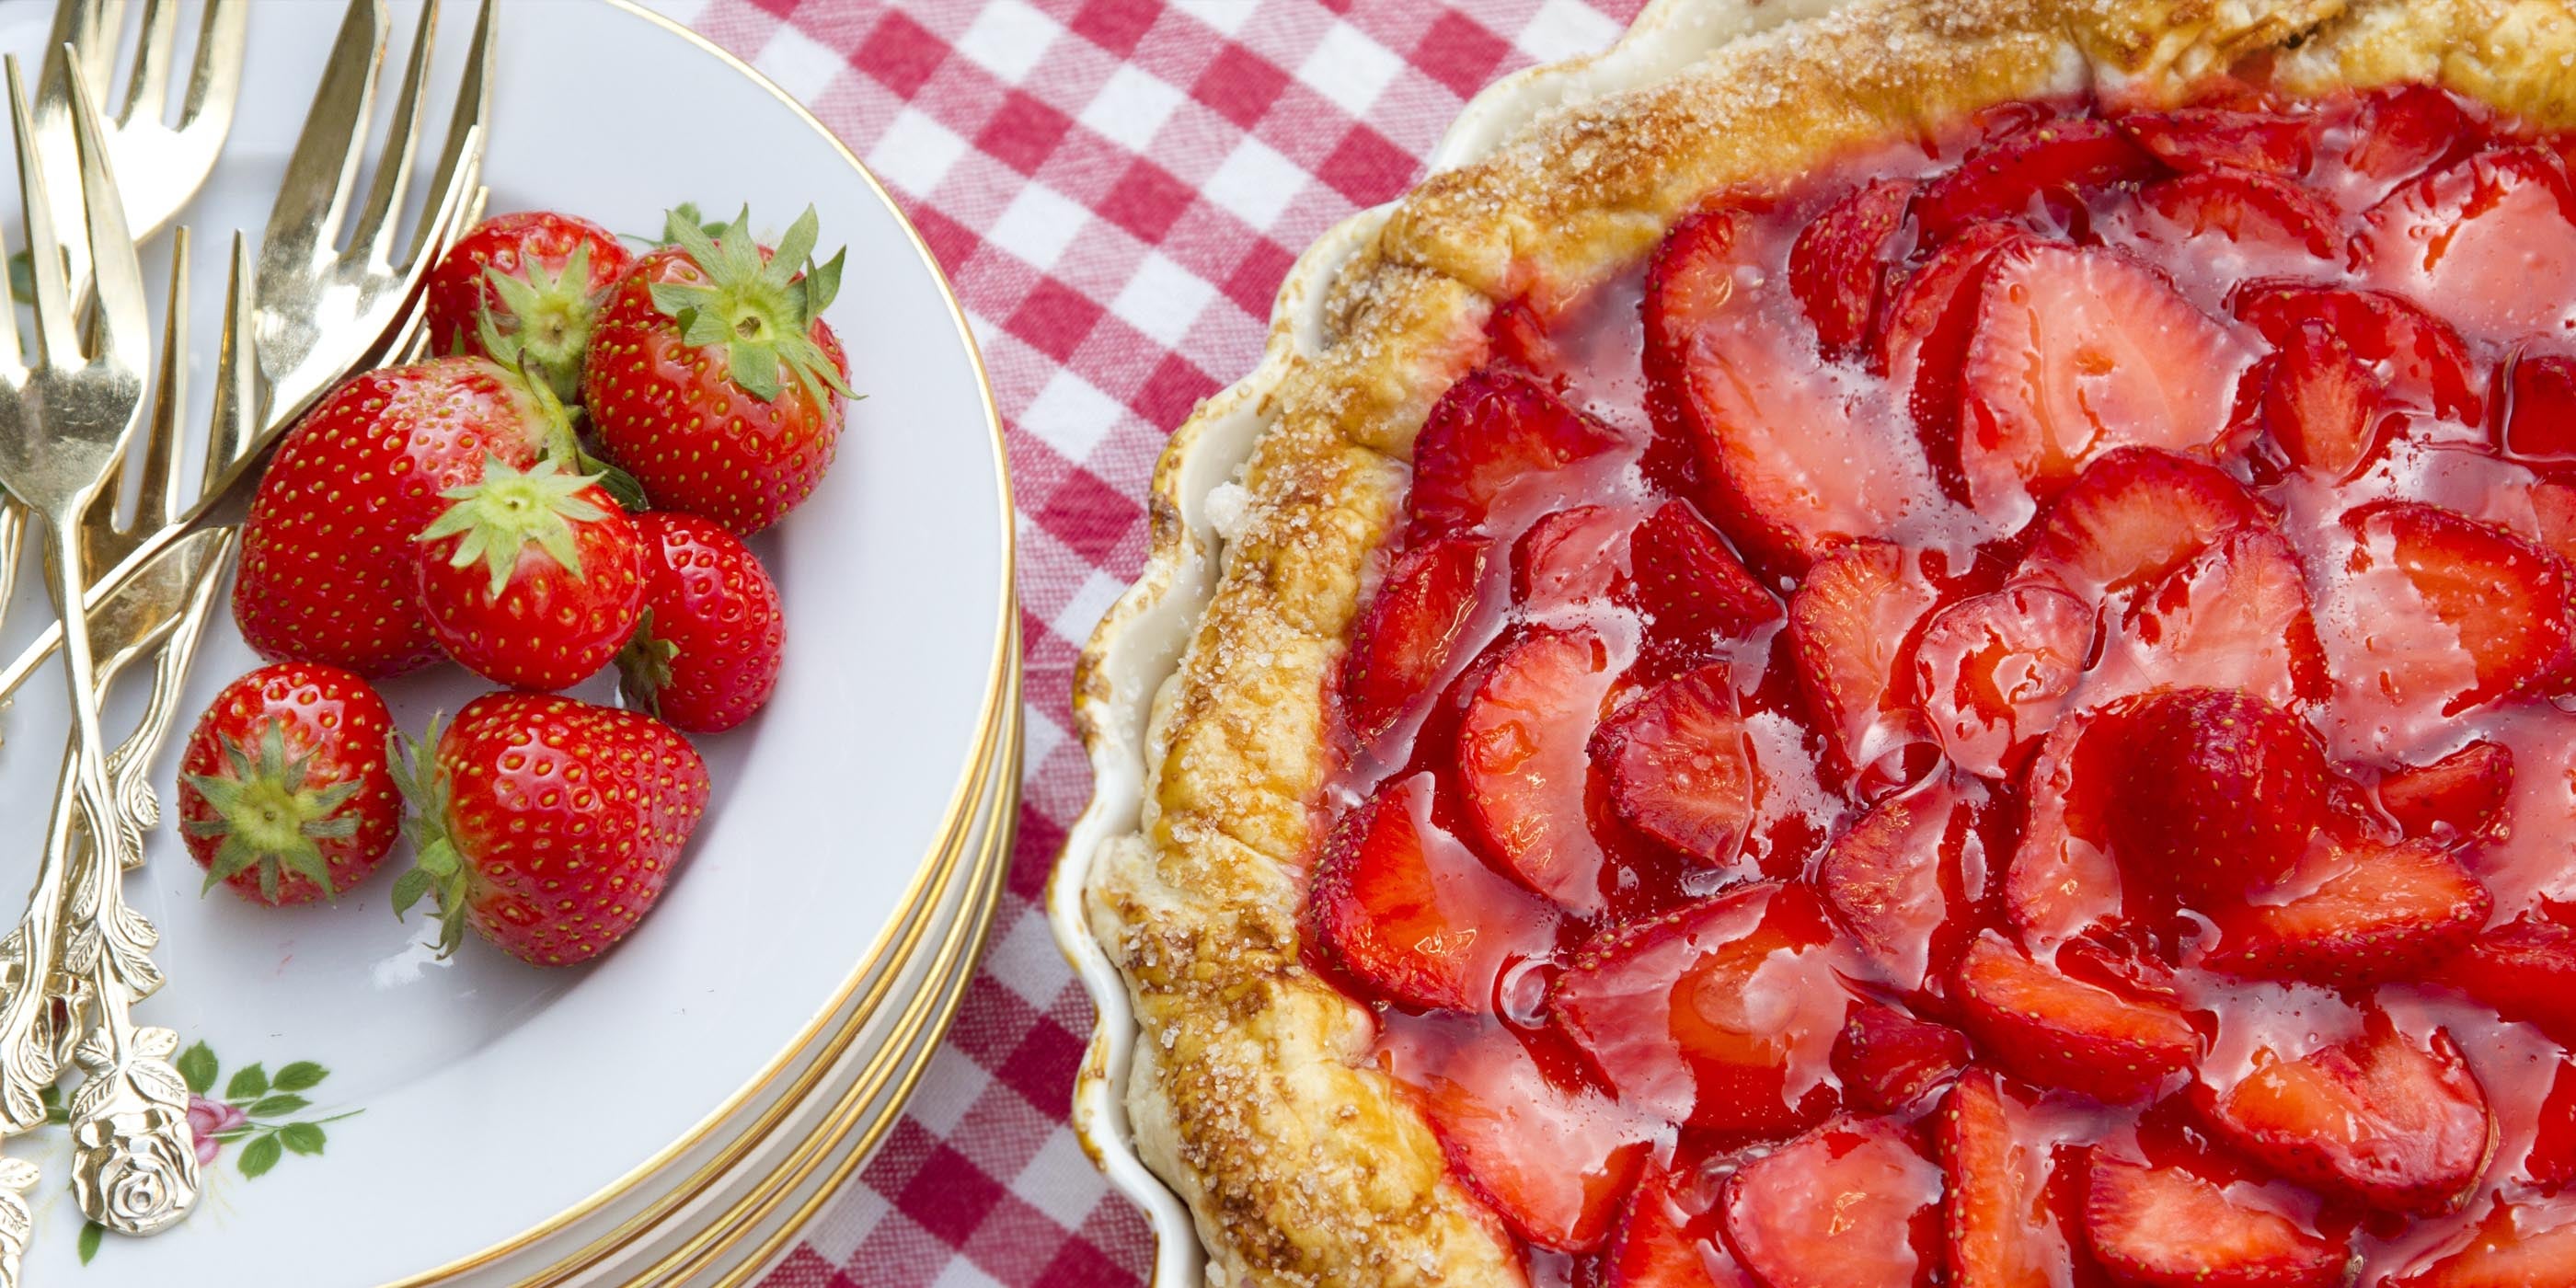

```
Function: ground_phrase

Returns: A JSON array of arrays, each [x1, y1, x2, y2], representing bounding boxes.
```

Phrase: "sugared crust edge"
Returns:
[[1082, 2, 2576, 1284]]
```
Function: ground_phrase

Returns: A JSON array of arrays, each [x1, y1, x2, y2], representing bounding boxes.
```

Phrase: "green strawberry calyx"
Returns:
[[417, 456, 610, 599], [650, 204, 856, 408], [181, 719, 362, 903], [474, 241, 601, 403], [614, 607, 680, 719], [387, 717, 472, 959]]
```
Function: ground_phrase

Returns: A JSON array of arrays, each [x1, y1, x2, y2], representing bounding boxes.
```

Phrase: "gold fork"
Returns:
[[33, 0, 249, 302], [0, 52, 155, 1136]]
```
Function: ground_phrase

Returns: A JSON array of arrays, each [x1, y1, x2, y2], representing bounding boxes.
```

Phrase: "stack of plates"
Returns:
[[0, 3, 1018, 1284]]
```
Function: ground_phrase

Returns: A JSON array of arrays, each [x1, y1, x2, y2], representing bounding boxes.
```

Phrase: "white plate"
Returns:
[[0, 2, 1011, 1282]]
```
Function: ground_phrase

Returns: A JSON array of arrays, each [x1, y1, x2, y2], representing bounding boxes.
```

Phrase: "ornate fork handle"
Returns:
[[59, 530, 233, 1236]]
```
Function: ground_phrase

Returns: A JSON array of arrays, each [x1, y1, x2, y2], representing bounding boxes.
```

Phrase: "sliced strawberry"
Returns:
[[1912, 583, 2093, 779], [2497, 348, 2576, 466], [1790, 178, 1916, 356], [1514, 504, 1630, 611], [1915, 118, 2163, 240], [2344, 83, 2473, 182], [1879, 222, 2029, 497], [1458, 627, 1622, 914], [1649, 211, 1941, 570], [1721, 1117, 1943, 1288], [2004, 707, 2130, 945], [2391, 1198, 2576, 1287], [2262, 319, 2386, 480], [1957, 243, 2251, 523], [1953, 932, 2200, 1103], [1817, 776, 1989, 993], [2361, 144, 2576, 340], [2083, 1157, 2351, 1288], [2525, 1060, 2576, 1190], [2335, 501, 2576, 719], [2379, 740, 2515, 842], [1304, 776, 1562, 1012], [1831, 1004, 1972, 1114], [2233, 281, 2481, 421], [2120, 527, 2329, 711], [1941, 1068, 2077, 1288], [1409, 368, 1626, 536], [2533, 478, 2576, 569], [2106, 686, 2328, 906], [2433, 912, 2576, 1044], [1484, 294, 1558, 374], [2139, 167, 2340, 256], [1594, 664, 1755, 868], [1606, 1165, 1758, 1288], [2019, 447, 2268, 596], [2119, 108, 2315, 175], [2202, 837, 2492, 985], [1407, 1020, 1653, 1252], [1551, 882, 1854, 1133], [1341, 536, 1489, 743], [1627, 500, 1782, 663], [1788, 542, 1941, 789], [2202, 1013, 2492, 1213]]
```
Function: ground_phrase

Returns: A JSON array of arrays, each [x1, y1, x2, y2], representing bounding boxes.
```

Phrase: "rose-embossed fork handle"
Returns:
[[57, 529, 234, 1236]]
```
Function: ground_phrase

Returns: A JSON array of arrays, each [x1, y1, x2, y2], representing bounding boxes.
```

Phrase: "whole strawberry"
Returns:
[[411, 457, 645, 690], [616, 512, 784, 732], [177, 663, 404, 906], [393, 693, 711, 966], [583, 206, 854, 535], [425, 211, 635, 404], [233, 357, 558, 676]]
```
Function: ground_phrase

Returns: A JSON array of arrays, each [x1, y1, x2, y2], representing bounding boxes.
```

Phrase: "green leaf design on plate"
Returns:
[[271, 1061, 328, 1092], [226, 1063, 268, 1101], [77, 1221, 102, 1265], [280, 1121, 326, 1156], [177, 1041, 217, 1095], [247, 1095, 309, 1118], [237, 1133, 282, 1179]]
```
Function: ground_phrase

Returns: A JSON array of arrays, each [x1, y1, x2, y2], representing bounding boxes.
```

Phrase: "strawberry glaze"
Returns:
[[1307, 84, 2576, 1286]]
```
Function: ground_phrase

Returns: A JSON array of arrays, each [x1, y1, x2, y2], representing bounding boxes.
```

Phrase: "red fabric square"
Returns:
[[947, 974, 1043, 1070], [1098, 159, 1197, 244], [996, 1017, 1088, 1111], [906, 204, 983, 278], [1010, 805, 1069, 901], [1009, 281, 1107, 363], [1220, 238, 1296, 318], [1038, 468, 1144, 564], [1035, 1238, 1131, 1288], [1071, 0, 1160, 57], [1128, 352, 1220, 431], [1190, 43, 1291, 129], [1315, 122, 1418, 205], [1412, 11, 1512, 100], [852, 11, 947, 98], [979, 90, 1077, 175], [899, 1143, 1008, 1246]]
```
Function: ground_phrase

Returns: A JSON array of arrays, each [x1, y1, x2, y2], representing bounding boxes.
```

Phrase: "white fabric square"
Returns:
[[1515, 0, 1622, 58], [955, 0, 1064, 82], [1202, 136, 1305, 229], [1110, 252, 1217, 347], [754, 21, 847, 106], [1079, 64, 1188, 152], [1295, 23, 1405, 114], [1052, 569, 1131, 645], [867, 108, 972, 196], [1015, 1130, 1114, 1229], [1022, 369, 1126, 459], [987, 183, 1091, 271]]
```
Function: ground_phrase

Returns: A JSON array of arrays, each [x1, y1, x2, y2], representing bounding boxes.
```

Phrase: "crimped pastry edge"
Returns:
[[1050, 2, 2576, 1285]]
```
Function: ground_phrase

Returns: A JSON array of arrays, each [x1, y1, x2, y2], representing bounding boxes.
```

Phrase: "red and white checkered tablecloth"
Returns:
[[653, 2, 1647, 1282]]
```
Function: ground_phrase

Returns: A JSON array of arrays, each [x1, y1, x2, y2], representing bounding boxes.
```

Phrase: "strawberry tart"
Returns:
[[1080, 0, 2576, 1283]]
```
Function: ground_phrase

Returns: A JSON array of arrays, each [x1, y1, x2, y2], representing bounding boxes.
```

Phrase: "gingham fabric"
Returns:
[[652, 2, 1646, 1282]]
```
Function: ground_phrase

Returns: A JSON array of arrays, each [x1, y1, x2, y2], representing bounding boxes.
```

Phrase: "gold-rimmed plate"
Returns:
[[0, 2, 1015, 1282]]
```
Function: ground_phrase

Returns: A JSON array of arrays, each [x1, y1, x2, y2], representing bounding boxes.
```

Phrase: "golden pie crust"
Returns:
[[1079, 1, 2576, 1283]]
